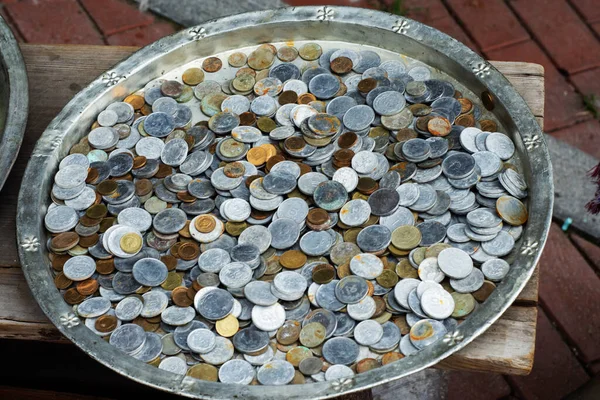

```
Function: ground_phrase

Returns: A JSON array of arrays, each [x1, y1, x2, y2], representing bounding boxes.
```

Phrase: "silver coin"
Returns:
[[244, 280, 278, 306], [394, 278, 420, 309], [353, 320, 383, 346], [135, 137, 165, 159], [356, 225, 392, 252], [325, 364, 354, 381], [263, 171, 297, 195], [420, 288, 454, 320], [343, 105, 375, 131], [322, 337, 359, 365], [399, 334, 419, 356], [64, 187, 96, 210], [88, 127, 119, 150], [252, 303, 286, 331], [237, 225, 272, 254], [132, 332, 163, 362], [200, 336, 235, 365], [77, 297, 111, 318], [59, 153, 90, 170], [335, 275, 369, 304], [347, 296, 376, 320], [485, 133, 515, 160], [467, 208, 502, 228], [370, 321, 401, 351], [416, 281, 443, 299], [161, 138, 188, 166], [396, 183, 420, 207], [63, 255, 96, 281], [244, 345, 274, 365], [132, 258, 168, 287], [219, 262, 253, 288], [442, 152, 476, 179], [446, 223, 470, 243], [417, 220, 446, 246], [437, 248, 473, 279], [187, 328, 217, 353], [161, 306, 195, 326], [300, 230, 335, 256], [140, 290, 168, 318], [418, 257, 445, 283], [481, 258, 510, 281], [54, 164, 88, 189], [219, 359, 256, 384], [410, 184, 437, 212], [233, 326, 270, 354], [481, 231, 515, 257], [257, 359, 295, 385], [472, 151, 502, 178], [372, 90, 406, 116], [449, 268, 485, 293], [198, 248, 230, 273], [115, 296, 144, 321], [269, 218, 300, 249], [195, 288, 234, 320], [350, 253, 384, 279], [339, 199, 371, 227], [221, 94, 251, 114], [315, 280, 346, 312], [153, 207, 188, 234], [109, 323, 146, 354], [409, 319, 447, 349], [144, 112, 175, 138]]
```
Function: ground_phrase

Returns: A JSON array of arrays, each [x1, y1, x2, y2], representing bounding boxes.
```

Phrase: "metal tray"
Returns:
[[17, 6, 553, 399], [0, 14, 28, 191]]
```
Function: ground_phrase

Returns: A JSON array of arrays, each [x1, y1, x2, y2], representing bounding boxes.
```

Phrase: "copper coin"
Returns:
[[133, 156, 147, 169], [202, 57, 223, 73], [51, 232, 80, 251], [415, 116, 433, 132], [178, 242, 200, 261], [277, 320, 301, 345], [256, 117, 277, 133], [239, 111, 257, 126], [455, 114, 475, 127], [99, 217, 115, 233], [177, 191, 196, 203], [473, 280, 496, 302], [381, 352, 404, 365], [265, 154, 285, 171], [79, 233, 99, 248], [170, 242, 182, 258], [95, 314, 119, 333], [376, 269, 399, 288], [458, 98, 473, 113], [54, 272, 73, 289], [96, 180, 118, 196], [96, 259, 115, 275], [480, 119, 497, 132], [161, 255, 178, 271], [278, 90, 298, 105], [236, 67, 256, 78], [330, 57, 353, 74], [247, 147, 268, 166], [135, 179, 153, 196], [298, 93, 316, 105], [172, 286, 194, 307], [285, 136, 306, 152], [279, 250, 307, 270], [154, 164, 172, 178], [76, 278, 99, 296], [481, 91, 494, 110], [86, 204, 107, 220], [307, 208, 329, 225], [427, 117, 452, 137], [86, 168, 99, 184], [396, 128, 418, 142], [195, 215, 216, 233], [357, 78, 377, 93], [408, 104, 431, 117], [336, 132, 357, 149], [51, 254, 70, 271], [312, 264, 336, 284], [356, 177, 378, 194], [161, 80, 184, 97], [356, 358, 380, 373], [64, 287, 85, 304], [182, 67, 205, 85], [223, 162, 246, 178], [124, 94, 145, 110]]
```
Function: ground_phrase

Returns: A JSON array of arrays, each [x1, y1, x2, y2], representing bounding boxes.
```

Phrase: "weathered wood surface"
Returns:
[[0, 45, 543, 377]]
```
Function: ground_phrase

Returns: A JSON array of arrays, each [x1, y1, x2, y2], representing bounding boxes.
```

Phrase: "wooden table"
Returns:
[[0, 44, 544, 397]]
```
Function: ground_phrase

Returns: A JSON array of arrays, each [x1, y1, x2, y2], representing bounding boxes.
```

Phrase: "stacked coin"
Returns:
[[45, 41, 529, 386]]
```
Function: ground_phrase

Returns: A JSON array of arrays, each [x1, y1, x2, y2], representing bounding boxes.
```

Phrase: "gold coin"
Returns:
[[381, 352, 404, 365], [215, 314, 239, 337], [298, 43, 322, 61], [161, 272, 183, 290], [425, 243, 452, 258], [259, 143, 278, 159], [124, 94, 145, 110], [182, 67, 204, 85], [279, 250, 307, 269], [473, 280, 496, 302], [194, 215, 216, 233], [120, 232, 143, 254], [286, 346, 312, 367], [451, 292, 476, 318], [392, 315, 410, 335], [228, 52, 248, 68], [247, 147, 267, 166], [96, 180, 118, 196], [356, 358, 380, 374], [391, 226, 422, 250], [187, 363, 218, 381], [395, 259, 418, 279], [376, 269, 399, 288], [312, 263, 335, 284], [225, 221, 247, 236], [388, 244, 411, 257]]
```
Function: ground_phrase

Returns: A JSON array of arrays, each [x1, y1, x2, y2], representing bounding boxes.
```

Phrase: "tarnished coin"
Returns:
[[409, 319, 447, 350], [257, 360, 295, 385]]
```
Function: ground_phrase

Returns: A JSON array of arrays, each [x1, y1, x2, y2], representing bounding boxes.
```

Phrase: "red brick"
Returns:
[[539, 223, 600, 362], [507, 308, 589, 400], [592, 22, 600, 37], [446, 0, 528, 52], [404, 0, 451, 25], [571, 0, 600, 23], [80, 0, 153, 36], [0, 6, 23, 42], [486, 40, 590, 132], [510, 0, 600, 74], [445, 371, 511, 400], [106, 21, 177, 47], [551, 120, 600, 159], [570, 233, 600, 272], [5, 0, 103, 45], [570, 67, 600, 97], [428, 16, 479, 53]]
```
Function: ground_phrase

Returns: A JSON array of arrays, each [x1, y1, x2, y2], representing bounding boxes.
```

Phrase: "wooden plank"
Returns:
[[0, 45, 543, 376], [438, 306, 537, 375]]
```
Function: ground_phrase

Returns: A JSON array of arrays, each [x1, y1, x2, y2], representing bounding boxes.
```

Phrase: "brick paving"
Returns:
[[0, 0, 599, 399]]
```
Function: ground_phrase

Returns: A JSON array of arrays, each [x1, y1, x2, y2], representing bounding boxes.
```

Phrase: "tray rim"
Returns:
[[16, 6, 553, 399], [0, 14, 28, 192]]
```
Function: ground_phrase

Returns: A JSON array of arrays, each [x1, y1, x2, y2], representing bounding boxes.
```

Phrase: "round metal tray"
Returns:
[[0, 14, 28, 191], [17, 6, 553, 399]]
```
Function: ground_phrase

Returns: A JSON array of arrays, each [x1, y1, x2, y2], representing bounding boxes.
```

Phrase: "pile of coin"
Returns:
[[45, 41, 529, 385]]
